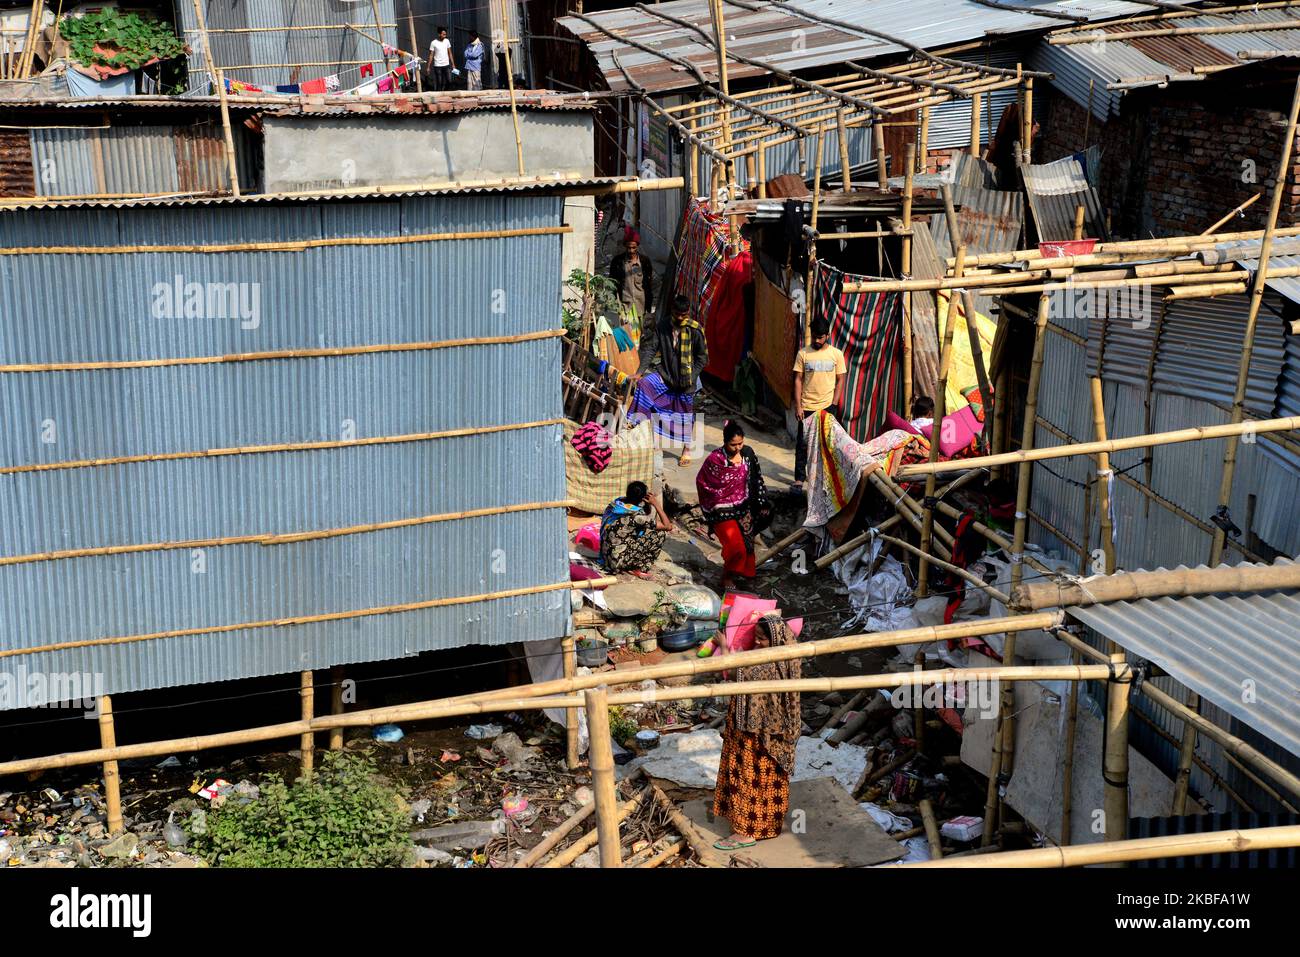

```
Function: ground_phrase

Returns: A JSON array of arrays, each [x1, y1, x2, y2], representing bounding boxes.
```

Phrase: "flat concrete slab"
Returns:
[[681, 776, 905, 868]]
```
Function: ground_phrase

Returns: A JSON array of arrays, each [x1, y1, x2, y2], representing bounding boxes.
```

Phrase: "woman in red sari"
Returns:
[[695, 421, 771, 590]]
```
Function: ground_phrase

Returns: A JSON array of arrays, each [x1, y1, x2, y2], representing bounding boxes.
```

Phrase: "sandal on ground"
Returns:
[[713, 836, 758, 850]]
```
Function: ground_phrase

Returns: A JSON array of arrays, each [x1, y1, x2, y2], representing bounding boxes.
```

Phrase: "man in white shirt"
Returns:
[[427, 26, 455, 91]]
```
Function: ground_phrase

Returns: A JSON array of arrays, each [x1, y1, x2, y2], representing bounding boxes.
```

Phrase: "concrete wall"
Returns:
[[262, 111, 596, 276]]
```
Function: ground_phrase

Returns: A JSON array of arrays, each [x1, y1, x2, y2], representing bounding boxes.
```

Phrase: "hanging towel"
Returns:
[[300, 77, 328, 94]]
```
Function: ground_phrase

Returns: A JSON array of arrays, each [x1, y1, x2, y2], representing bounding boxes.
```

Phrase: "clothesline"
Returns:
[[209, 53, 424, 98]]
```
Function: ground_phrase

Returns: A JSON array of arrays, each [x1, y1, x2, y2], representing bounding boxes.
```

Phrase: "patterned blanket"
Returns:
[[564, 419, 656, 515]]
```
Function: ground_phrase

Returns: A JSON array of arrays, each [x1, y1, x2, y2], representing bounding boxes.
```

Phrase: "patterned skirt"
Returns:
[[600, 513, 666, 573], [712, 715, 791, 840]]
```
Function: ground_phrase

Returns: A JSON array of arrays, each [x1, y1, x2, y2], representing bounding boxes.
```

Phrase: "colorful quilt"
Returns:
[[813, 264, 903, 443]]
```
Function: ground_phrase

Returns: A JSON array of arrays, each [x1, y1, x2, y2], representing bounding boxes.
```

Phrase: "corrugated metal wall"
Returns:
[[28, 123, 259, 197], [177, 0, 401, 93], [1028, 290, 1298, 571], [0, 193, 570, 707]]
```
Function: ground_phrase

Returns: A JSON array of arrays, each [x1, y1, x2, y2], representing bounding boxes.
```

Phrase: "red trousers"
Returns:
[[715, 519, 756, 578]]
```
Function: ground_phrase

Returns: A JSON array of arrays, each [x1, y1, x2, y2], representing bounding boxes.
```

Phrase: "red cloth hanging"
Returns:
[[360, 63, 375, 78], [300, 77, 328, 94], [702, 249, 753, 383]]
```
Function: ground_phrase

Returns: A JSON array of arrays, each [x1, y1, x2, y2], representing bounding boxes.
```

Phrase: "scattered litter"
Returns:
[[196, 779, 230, 801], [155, 756, 182, 769], [410, 799, 432, 823], [440, 750, 461, 763], [897, 836, 932, 864], [859, 802, 913, 833], [163, 812, 187, 848], [372, 724, 405, 743], [493, 732, 540, 769], [466, 723, 504, 740], [940, 816, 984, 842]]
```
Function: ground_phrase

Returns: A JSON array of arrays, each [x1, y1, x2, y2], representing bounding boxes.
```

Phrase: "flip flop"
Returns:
[[713, 837, 757, 850]]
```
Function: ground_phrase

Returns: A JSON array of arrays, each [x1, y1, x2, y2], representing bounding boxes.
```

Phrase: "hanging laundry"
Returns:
[[360, 63, 375, 78], [324, 74, 340, 92], [394, 63, 409, 80], [376, 75, 395, 93], [382, 43, 396, 57], [274, 84, 301, 95], [300, 77, 328, 94], [353, 81, 379, 96]]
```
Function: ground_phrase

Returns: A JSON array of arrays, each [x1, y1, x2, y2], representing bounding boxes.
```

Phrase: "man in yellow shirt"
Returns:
[[791, 317, 846, 491]]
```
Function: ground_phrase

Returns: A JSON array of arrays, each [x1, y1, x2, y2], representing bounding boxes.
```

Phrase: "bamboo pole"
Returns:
[[981, 291, 1050, 846], [214, 70, 242, 197], [755, 526, 809, 566], [1172, 690, 1201, 816], [919, 105, 930, 171], [1, 498, 573, 565], [18, 1, 43, 78], [329, 666, 345, 751], [638, 840, 684, 868], [0, 616, 1069, 778], [877, 534, 1012, 605], [1090, 377, 1116, 574], [368, 0, 392, 72], [300, 671, 315, 779], [499, 0, 525, 176], [908, 824, 1300, 868], [812, 513, 906, 570], [866, 470, 954, 561], [97, 695, 123, 835], [1211, 74, 1300, 567], [515, 799, 596, 867], [1073, 204, 1086, 241], [1012, 555, 1300, 610], [895, 414, 1300, 479], [1023, 78, 1034, 162], [406, 1, 422, 92], [4, 419, 560, 478], [1103, 651, 1130, 851], [756, 143, 766, 198], [651, 785, 730, 867], [875, 122, 888, 190], [584, 688, 621, 867], [920, 798, 943, 859], [901, 143, 916, 410], [1, 329, 565, 375], [562, 637, 580, 769], [837, 108, 852, 193], [0, 225, 571, 257], [1059, 648, 1081, 844], [1201, 191, 1262, 235], [190, 0, 219, 92], [543, 786, 647, 868], [969, 92, 981, 157]]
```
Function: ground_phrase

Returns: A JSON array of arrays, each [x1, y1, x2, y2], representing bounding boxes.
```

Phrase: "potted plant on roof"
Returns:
[[58, 9, 188, 97]]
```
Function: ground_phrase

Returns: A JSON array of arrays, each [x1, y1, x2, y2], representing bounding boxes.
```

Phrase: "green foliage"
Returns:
[[562, 268, 620, 339], [188, 751, 415, 868], [60, 10, 187, 71], [608, 706, 640, 744]]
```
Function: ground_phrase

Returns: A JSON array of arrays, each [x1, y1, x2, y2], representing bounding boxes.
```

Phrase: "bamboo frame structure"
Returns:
[[1013, 559, 1300, 610], [215, 70, 241, 197], [982, 291, 1049, 846], [918, 281, 961, 597], [1210, 73, 1300, 566], [562, 637, 581, 769], [907, 824, 1300, 868], [329, 665, 345, 751]]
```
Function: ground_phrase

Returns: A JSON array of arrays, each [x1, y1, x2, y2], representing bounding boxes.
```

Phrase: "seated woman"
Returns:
[[711, 612, 802, 850], [599, 481, 674, 578], [696, 421, 772, 589]]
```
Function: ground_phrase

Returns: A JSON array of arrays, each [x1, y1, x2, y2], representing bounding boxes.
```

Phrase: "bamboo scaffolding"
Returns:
[[1012, 558, 1300, 610], [982, 291, 1049, 846], [0, 615, 1067, 778], [1, 329, 564, 375], [878, 534, 1011, 604], [1, 499, 573, 566], [584, 688, 622, 867], [918, 282, 961, 597], [215, 70, 241, 196], [1103, 651, 1131, 849], [0, 578, 604, 663], [3, 419, 562, 478], [837, 108, 851, 193], [0, 225, 571, 257], [895, 415, 1300, 479], [1053, 19, 1300, 45], [875, 122, 888, 189], [1210, 74, 1300, 567], [562, 637, 581, 770], [812, 513, 906, 570], [907, 824, 1300, 868], [1060, 649, 1081, 843], [1090, 377, 1117, 575]]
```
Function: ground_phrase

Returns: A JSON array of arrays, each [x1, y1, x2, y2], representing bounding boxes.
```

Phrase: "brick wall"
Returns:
[[1037, 86, 1300, 239]]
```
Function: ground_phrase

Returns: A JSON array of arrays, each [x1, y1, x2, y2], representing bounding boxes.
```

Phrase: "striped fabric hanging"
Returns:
[[813, 262, 903, 444]]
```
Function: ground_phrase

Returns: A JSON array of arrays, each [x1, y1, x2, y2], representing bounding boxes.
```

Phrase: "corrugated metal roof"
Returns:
[[1068, 559, 1300, 760], [0, 174, 626, 211], [1021, 153, 1108, 241], [1205, 237, 1300, 306], [1036, 8, 1300, 120], [559, 0, 1157, 94], [0, 193, 571, 707]]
